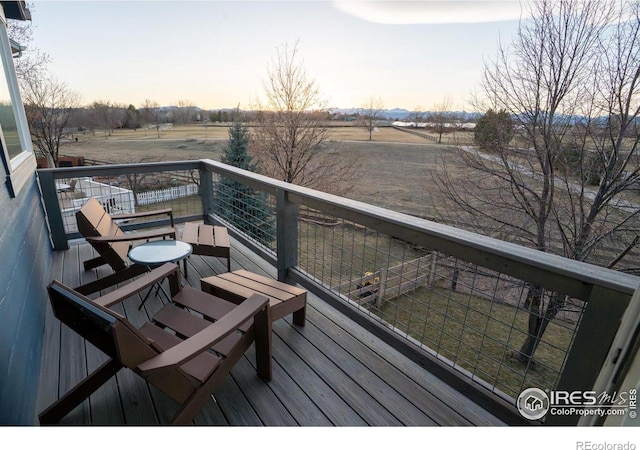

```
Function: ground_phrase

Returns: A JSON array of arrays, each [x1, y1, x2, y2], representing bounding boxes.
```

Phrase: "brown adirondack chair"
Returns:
[[75, 197, 179, 296], [40, 263, 272, 425]]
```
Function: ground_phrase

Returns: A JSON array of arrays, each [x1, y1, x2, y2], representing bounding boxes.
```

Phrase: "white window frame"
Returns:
[[0, 5, 35, 198]]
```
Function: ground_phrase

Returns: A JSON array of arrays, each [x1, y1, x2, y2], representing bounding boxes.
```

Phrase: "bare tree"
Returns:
[[117, 155, 163, 206], [361, 97, 385, 140], [433, 0, 640, 363], [174, 99, 195, 124], [428, 96, 452, 143], [251, 41, 359, 194], [22, 75, 81, 167], [7, 3, 50, 90], [90, 100, 125, 136], [140, 99, 161, 138], [410, 106, 424, 128]]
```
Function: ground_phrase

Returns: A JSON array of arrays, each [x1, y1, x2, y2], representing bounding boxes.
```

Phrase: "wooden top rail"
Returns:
[[200, 159, 639, 301]]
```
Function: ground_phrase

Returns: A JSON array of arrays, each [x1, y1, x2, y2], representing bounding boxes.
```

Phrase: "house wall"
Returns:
[[0, 175, 51, 424], [0, 1, 50, 424]]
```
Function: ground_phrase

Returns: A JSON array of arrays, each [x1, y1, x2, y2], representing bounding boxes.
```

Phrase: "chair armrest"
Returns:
[[86, 227, 177, 243], [94, 263, 180, 308], [137, 293, 269, 375], [113, 208, 174, 227]]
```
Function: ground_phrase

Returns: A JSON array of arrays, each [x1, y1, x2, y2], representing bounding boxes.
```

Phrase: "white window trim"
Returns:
[[0, 5, 36, 198]]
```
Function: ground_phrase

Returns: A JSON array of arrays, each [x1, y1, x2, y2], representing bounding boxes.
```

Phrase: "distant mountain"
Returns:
[[159, 105, 481, 122], [328, 107, 413, 120], [328, 107, 481, 121]]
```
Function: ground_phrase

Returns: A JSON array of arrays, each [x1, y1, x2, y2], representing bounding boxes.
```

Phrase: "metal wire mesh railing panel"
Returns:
[[295, 206, 587, 402], [210, 172, 277, 253], [56, 168, 202, 235], [297, 207, 425, 296]]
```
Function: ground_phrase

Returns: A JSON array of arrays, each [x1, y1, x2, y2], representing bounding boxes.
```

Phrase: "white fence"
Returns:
[[136, 183, 199, 205], [60, 180, 198, 234]]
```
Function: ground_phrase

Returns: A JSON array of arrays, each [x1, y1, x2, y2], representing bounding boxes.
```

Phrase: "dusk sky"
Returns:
[[27, 1, 528, 111]]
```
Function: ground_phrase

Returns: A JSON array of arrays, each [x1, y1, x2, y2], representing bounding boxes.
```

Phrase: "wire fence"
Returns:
[[210, 170, 277, 253], [55, 168, 203, 234]]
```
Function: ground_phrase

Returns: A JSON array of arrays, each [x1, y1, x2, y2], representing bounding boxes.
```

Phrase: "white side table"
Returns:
[[129, 240, 192, 307]]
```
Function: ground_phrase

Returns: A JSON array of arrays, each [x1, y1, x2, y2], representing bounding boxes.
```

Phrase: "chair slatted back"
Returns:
[[48, 281, 159, 368], [76, 197, 130, 271], [48, 281, 120, 358]]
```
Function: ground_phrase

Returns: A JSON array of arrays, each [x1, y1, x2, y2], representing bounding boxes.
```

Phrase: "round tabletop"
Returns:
[[128, 240, 193, 266]]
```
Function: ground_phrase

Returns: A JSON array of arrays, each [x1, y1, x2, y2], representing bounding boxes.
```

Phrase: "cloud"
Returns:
[[332, 0, 530, 25]]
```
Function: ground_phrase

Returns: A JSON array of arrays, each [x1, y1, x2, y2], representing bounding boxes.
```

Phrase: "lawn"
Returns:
[[374, 286, 576, 399], [60, 124, 469, 219]]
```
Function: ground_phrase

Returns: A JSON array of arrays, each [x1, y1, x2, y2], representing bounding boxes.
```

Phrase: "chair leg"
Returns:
[[293, 305, 306, 327], [39, 359, 122, 425], [83, 255, 107, 271], [254, 306, 273, 381]]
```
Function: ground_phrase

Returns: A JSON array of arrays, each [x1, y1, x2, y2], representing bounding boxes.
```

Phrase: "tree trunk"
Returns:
[[46, 152, 56, 168], [515, 286, 566, 364]]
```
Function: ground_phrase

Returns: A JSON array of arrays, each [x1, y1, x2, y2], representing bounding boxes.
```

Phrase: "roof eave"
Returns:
[[2, 1, 31, 21]]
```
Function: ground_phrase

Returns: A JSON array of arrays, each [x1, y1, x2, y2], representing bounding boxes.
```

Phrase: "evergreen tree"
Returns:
[[215, 113, 274, 245], [473, 109, 514, 151]]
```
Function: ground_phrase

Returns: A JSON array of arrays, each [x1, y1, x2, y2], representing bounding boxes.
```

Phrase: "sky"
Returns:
[[25, 1, 527, 112]]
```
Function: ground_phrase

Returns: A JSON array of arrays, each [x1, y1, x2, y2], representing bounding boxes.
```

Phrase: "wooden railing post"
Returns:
[[545, 285, 632, 425], [200, 166, 214, 223], [276, 188, 298, 283], [37, 169, 69, 250]]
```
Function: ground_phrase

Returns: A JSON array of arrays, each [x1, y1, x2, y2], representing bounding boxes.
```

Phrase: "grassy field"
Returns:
[[375, 286, 573, 398], [62, 124, 470, 218]]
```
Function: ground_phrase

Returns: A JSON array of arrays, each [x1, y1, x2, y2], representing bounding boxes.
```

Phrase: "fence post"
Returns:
[[37, 170, 69, 250], [545, 285, 631, 425], [376, 267, 387, 309], [200, 166, 214, 223], [276, 188, 298, 283], [428, 252, 437, 286], [451, 268, 459, 291]]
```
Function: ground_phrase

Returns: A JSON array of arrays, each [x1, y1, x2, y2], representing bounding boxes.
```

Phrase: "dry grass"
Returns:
[[61, 124, 466, 218], [375, 286, 574, 398]]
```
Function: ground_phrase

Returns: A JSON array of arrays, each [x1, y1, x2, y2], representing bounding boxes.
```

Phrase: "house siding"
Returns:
[[0, 175, 51, 424]]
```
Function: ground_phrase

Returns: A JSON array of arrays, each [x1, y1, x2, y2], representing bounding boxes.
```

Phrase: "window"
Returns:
[[0, 65, 21, 159], [0, 6, 35, 197]]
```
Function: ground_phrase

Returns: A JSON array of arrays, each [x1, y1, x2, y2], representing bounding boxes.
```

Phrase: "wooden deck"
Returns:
[[35, 235, 507, 426]]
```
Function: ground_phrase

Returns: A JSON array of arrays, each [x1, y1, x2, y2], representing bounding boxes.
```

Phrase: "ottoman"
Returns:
[[201, 270, 307, 326]]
